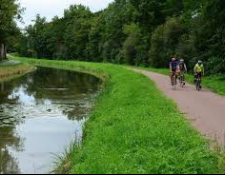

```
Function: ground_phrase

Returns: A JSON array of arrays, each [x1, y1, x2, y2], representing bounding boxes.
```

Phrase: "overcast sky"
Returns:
[[18, 0, 114, 28]]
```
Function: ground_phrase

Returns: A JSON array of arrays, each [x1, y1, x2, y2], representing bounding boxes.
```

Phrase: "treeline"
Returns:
[[0, 0, 21, 61], [17, 0, 225, 74]]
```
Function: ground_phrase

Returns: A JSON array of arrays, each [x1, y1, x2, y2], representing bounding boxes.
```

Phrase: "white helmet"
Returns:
[[198, 60, 203, 64]]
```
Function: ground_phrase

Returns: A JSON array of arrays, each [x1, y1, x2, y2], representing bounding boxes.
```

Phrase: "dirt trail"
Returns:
[[133, 69, 225, 146]]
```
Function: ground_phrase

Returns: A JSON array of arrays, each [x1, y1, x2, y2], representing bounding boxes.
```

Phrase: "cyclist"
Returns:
[[169, 57, 180, 85], [194, 60, 205, 88], [179, 59, 187, 85]]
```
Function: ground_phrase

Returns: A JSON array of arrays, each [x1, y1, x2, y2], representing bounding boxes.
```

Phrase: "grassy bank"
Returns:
[[0, 62, 36, 83], [10, 56, 222, 174], [142, 67, 225, 96]]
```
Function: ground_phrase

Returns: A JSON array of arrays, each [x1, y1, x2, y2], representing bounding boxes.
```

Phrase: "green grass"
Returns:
[[9, 55, 223, 174], [0, 63, 22, 68], [0, 61, 35, 83], [203, 76, 225, 95]]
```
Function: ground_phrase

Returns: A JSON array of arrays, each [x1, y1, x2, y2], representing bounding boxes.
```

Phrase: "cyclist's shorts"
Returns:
[[171, 71, 177, 76], [196, 73, 202, 78]]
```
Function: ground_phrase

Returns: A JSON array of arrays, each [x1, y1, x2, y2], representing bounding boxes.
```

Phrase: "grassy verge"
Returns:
[[139, 67, 225, 96], [10, 55, 223, 174], [0, 63, 36, 83]]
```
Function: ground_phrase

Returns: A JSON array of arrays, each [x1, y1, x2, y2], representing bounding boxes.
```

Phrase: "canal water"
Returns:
[[0, 67, 101, 174]]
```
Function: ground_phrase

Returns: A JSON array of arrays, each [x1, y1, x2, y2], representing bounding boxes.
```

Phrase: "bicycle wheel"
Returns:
[[171, 76, 176, 90], [196, 80, 201, 91], [195, 80, 198, 90], [180, 75, 184, 88], [199, 79, 202, 90], [179, 76, 182, 87]]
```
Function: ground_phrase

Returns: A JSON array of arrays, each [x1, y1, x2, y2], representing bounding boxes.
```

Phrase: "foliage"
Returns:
[[121, 23, 142, 65], [0, 0, 21, 60], [149, 18, 185, 68], [12, 0, 225, 74]]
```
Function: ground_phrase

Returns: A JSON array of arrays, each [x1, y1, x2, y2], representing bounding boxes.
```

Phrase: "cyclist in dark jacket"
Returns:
[[169, 57, 179, 74], [169, 58, 179, 85]]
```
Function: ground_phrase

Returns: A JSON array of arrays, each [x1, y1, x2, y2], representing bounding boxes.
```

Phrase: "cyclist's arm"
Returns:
[[184, 63, 188, 72], [176, 65, 180, 73], [194, 65, 197, 73], [202, 66, 205, 76], [169, 63, 172, 72]]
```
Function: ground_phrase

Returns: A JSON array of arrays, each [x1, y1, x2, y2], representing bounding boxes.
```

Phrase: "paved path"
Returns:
[[0, 61, 21, 66], [133, 69, 225, 146]]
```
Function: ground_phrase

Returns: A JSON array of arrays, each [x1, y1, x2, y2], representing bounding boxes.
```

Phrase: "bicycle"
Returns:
[[171, 72, 177, 90], [195, 74, 202, 91], [179, 73, 185, 88]]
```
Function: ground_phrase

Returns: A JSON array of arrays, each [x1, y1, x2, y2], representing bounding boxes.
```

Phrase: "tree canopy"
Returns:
[[12, 0, 225, 74]]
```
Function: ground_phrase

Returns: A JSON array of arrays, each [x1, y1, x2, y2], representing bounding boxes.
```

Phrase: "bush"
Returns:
[[205, 57, 225, 75]]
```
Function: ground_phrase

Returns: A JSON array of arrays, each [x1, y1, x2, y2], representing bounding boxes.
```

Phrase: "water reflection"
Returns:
[[0, 67, 101, 174], [8, 85, 36, 105], [0, 127, 22, 174]]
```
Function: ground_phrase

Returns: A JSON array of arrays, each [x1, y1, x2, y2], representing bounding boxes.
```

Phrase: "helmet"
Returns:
[[172, 58, 176, 61], [180, 59, 184, 62], [198, 60, 203, 64]]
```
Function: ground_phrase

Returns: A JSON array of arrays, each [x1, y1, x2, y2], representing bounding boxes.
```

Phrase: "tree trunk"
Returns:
[[0, 43, 4, 61], [4, 45, 7, 59], [0, 43, 6, 61]]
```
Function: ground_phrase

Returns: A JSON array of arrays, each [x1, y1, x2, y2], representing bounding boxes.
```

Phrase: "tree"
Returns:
[[149, 18, 185, 68], [15, 0, 225, 74], [0, 0, 21, 60], [86, 14, 103, 62], [63, 5, 93, 60], [121, 23, 142, 65]]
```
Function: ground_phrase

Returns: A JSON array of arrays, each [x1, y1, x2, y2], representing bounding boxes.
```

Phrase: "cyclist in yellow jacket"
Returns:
[[194, 60, 205, 87]]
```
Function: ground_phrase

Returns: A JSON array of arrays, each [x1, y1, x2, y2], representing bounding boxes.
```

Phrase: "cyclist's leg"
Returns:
[[179, 72, 182, 81], [180, 71, 184, 80], [195, 73, 200, 90], [178, 72, 182, 85], [181, 71, 186, 85], [170, 72, 174, 85], [171, 71, 176, 85], [182, 71, 185, 82], [194, 73, 197, 84], [175, 72, 178, 85]]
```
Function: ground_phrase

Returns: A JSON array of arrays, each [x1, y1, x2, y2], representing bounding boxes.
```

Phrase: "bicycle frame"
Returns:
[[195, 74, 202, 91], [179, 73, 185, 88], [171, 72, 177, 90]]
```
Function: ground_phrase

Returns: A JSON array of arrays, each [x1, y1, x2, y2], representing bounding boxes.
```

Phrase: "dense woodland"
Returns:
[[2, 0, 225, 74]]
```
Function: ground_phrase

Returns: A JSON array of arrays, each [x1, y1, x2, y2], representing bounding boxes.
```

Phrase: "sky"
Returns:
[[18, 0, 114, 28]]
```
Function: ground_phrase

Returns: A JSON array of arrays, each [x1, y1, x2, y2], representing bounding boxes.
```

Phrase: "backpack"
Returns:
[[195, 64, 204, 73], [179, 62, 184, 71]]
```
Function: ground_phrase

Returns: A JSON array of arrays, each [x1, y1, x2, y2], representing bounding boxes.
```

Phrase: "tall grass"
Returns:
[[10, 55, 223, 174]]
